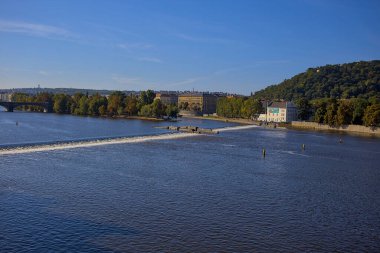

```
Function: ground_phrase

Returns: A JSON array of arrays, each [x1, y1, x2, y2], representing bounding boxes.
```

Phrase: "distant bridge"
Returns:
[[0, 101, 53, 112]]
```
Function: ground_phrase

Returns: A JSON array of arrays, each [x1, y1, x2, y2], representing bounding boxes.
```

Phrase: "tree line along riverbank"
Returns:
[[215, 96, 380, 128], [10, 90, 178, 119], [8, 89, 380, 128]]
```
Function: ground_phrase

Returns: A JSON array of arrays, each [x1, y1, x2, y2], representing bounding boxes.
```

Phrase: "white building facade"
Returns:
[[0, 93, 12, 102], [259, 101, 297, 123]]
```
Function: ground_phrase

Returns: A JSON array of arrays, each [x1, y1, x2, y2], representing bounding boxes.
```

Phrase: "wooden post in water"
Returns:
[[262, 148, 266, 158]]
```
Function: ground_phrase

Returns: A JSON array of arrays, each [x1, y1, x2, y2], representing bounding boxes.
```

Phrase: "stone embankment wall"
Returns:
[[291, 121, 380, 136]]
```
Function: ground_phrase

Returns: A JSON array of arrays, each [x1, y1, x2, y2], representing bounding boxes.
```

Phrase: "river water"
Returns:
[[1, 112, 379, 252]]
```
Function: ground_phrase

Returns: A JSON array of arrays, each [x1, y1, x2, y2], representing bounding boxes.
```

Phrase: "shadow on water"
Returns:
[[0, 192, 139, 253]]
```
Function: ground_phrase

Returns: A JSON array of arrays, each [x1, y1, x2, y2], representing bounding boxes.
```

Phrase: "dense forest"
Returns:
[[249, 60, 380, 127], [295, 97, 379, 127], [216, 96, 379, 127], [11, 90, 178, 118], [253, 60, 380, 101]]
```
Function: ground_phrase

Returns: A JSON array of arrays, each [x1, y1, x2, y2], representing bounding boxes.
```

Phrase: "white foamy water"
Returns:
[[214, 124, 258, 132], [0, 133, 195, 156], [0, 125, 257, 155]]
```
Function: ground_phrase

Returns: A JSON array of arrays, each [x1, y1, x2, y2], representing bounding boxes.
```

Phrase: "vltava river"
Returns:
[[1, 112, 379, 252]]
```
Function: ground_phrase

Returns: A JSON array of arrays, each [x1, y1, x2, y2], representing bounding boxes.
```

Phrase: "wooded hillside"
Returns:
[[253, 60, 380, 100]]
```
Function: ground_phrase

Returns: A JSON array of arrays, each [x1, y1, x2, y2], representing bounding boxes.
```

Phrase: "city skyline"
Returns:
[[1, 0, 379, 95]]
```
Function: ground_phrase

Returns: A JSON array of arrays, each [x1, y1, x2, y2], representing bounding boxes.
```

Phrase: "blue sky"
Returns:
[[0, 0, 379, 95]]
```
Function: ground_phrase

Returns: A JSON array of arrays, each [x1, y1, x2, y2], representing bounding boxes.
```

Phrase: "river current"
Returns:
[[0, 112, 379, 252]]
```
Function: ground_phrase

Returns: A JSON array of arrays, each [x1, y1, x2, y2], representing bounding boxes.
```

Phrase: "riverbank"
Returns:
[[183, 115, 380, 137], [3, 109, 172, 122], [113, 115, 168, 122], [290, 121, 380, 137]]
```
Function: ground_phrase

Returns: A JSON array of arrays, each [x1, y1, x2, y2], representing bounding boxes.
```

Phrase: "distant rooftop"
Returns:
[[179, 92, 220, 97], [268, 101, 295, 108]]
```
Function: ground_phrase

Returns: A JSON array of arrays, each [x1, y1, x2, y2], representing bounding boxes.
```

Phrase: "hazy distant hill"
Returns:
[[0, 87, 118, 96], [253, 60, 380, 101]]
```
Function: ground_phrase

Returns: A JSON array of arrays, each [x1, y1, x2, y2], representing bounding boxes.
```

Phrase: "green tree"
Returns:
[[217, 97, 234, 117], [363, 104, 380, 127], [241, 98, 263, 119], [295, 97, 311, 120], [137, 99, 167, 118], [314, 107, 326, 123], [76, 96, 89, 115], [124, 95, 138, 116], [368, 96, 380, 105], [71, 93, 84, 114], [252, 60, 380, 101], [53, 94, 70, 113], [232, 98, 244, 117], [35, 92, 53, 103], [351, 98, 368, 125], [35, 92, 54, 112], [88, 93, 107, 116], [165, 104, 178, 118], [151, 99, 166, 117], [324, 99, 338, 126], [138, 90, 155, 108], [117, 106, 124, 115], [99, 105, 107, 116], [336, 100, 353, 126], [138, 104, 153, 117], [11, 93, 31, 111], [107, 91, 125, 116], [217, 97, 261, 118]]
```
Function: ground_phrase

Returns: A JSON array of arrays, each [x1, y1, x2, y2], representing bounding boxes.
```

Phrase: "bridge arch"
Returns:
[[0, 101, 53, 112]]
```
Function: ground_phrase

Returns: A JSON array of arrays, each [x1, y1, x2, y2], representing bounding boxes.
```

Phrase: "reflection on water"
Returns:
[[0, 112, 380, 252]]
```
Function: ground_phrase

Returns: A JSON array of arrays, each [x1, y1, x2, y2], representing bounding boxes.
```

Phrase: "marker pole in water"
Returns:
[[262, 148, 266, 158], [302, 144, 305, 150]]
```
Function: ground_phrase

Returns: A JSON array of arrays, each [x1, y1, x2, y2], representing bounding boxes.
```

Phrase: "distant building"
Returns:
[[257, 114, 267, 121], [178, 93, 218, 115], [0, 93, 12, 102], [259, 101, 297, 123], [154, 93, 178, 105]]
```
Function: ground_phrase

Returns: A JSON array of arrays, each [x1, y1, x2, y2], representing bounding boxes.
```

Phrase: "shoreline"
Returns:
[[1, 110, 172, 122], [183, 115, 380, 137], [112, 115, 167, 122], [5, 110, 378, 137], [289, 122, 380, 137]]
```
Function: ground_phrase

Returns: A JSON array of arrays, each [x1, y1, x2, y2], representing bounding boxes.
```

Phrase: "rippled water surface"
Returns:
[[1, 112, 380, 252], [0, 111, 235, 145]]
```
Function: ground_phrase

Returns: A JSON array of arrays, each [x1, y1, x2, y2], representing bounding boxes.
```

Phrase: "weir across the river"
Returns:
[[0, 125, 258, 155]]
